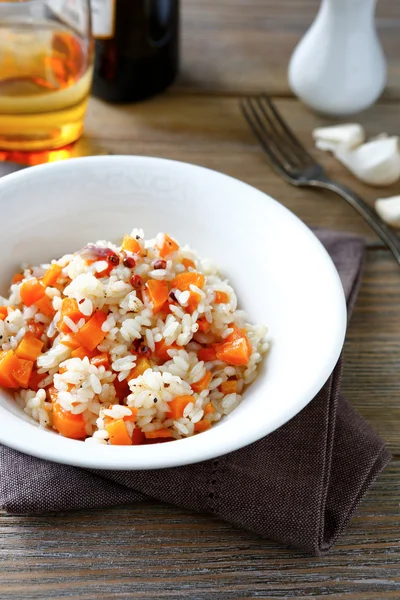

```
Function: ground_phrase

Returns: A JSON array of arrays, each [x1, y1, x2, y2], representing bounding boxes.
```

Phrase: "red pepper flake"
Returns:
[[107, 252, 120, 266], [130, 275, 143, 289]]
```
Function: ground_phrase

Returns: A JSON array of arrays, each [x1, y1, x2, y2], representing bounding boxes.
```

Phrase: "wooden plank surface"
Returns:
[[1, 0, 400, 597], [85, 95, 400, 241], [0, 462, 399, 599], [177, 0, 400, 97]]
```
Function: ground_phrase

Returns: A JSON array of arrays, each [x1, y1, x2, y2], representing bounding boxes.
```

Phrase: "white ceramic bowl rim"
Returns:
[[0, 156, 347, 469]]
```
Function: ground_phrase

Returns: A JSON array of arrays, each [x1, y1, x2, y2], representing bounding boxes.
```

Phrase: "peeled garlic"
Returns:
[[334, 136, 400, 186], [312, 123, 365, 152], [375, 195, 400, 228]]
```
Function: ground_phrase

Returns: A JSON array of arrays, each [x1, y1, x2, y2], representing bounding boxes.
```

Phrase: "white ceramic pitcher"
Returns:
[[288, 0, 387, 116]]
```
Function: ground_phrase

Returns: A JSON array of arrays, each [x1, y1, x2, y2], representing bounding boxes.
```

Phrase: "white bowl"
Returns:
[[0, 156, 346, 469]]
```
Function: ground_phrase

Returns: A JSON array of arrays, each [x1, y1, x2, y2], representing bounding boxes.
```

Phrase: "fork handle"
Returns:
[[313, 177, 400, 265]]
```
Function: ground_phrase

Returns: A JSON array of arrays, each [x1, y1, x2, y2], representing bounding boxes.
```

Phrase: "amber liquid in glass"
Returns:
[[0, 22, 93, 151]]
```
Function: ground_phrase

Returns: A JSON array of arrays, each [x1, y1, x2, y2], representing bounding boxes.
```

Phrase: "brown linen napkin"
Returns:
[[0, 165, 391, 553]]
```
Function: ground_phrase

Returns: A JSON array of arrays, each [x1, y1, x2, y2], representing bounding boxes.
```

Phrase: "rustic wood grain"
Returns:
[[0, 462, 399, 599], [84, 95, 400, 240], [177, 0, 400, 98], [2, 1, 400, 596]]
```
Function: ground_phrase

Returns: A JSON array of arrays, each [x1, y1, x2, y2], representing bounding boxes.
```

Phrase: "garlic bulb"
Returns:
[[312, 124, 365, 152], [375, 196, 400, 228], [334, 136, 400, 186]]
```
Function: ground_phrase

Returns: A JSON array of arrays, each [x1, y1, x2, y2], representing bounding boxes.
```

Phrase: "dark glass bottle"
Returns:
[[92, 0, 179, 103]]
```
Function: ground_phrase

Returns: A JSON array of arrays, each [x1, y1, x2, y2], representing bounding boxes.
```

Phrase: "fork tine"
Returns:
[[240, 98, 293, 180], [254, 96, 305, 168], [261, 94, 316, 164]]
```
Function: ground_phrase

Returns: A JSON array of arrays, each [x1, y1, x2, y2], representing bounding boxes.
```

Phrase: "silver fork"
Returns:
[[240, 94, 400, 266]]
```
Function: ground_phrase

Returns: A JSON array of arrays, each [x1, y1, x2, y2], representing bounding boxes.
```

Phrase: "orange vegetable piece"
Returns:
[[48, 386, 58, 403], [28, 321, 45, 339], [166, 395, 193, 419], [71, 346, 97, 360], [42, 264, 62, 287], [171, 271, 205, 292], [11, 357, 34, 388], [215, 338, 251, 366], [29, 369, 46, 392], [146, 280, 169, 313], [60, 333, 80, 349], [58, 298, 84, 333], [123, 407, 139, 422], [182, 258, 195, 270], [53, 402, 87, 440], [121, 234, 141, 254], [20, 278, 45, 307], [35, 295, 55, 317], [191, 371, 212, 393], [187, 292, 201, 313], [226, 325, 253, 356], [214, 291, 229, 304], [15, 332, 44, 361], [194, 420, 212, 433], [75, 311, 107, 351], [220, 380, 238, 395], [154, 339, 178, 363], [106, 418, 132, 445], [12, 273, 24, 284], [127, 357, 151, 381], [0, 350, 19, 388], [197, 316, 211, 333], [198, 346, 217, 362], [90, 352, 110, 369], [157, 234, 179, 258], [204, 402, 215, 414], [131, 427, 145, 445], [0, 307, 8, 320], [144, 428, 173, 439]]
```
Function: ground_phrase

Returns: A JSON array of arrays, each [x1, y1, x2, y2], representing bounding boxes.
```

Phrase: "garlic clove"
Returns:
[[375, 195, 400, 228], [312, 124, 365, 152], [334, 136, 400, 186]]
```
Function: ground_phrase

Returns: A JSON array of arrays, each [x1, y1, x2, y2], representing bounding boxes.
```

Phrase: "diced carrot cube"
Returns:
[[194, 420, 211, 433], [42, 264, 62, 287], [157, 234, 179, 258], [71, 346, 97, 360], [166, 395, 193, 419], [144, 428, 174, 439], [20, 278, 45, 306], [90, 352, 110, 369], [106, 418, 132, 445], [215, 338, 251, 366], [146, 280, 169, 314], [0, 350, 19, 388], [191, 371, 212, 393], [131, 427, 145, 445], [12, 273, 24, 284], [204, 402, 215, 414], [60, 334, 80, 349], [15, 332, 44, 361], [197, 316, 211, 332], [0, 307, 8, 320], [127, 357, 151, 381], [182, 258, 195, 270], [219, 380, 238, 395], [11, 357, 34, 388], [35, 295, 55, 317], [121, 234, 141, 254], [53, 402, 87, 439], [214, 291, 229, 304], [171, 271, 205, 291], [123, 407, 138, 422], [58, 298, 84, 333], [154, 340, 178, 363], [75, 311, 107, 351], [198, 346, 217, 362]]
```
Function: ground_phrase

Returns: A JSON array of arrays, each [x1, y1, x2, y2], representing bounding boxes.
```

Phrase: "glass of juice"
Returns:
[[0, 0, 93, 151]]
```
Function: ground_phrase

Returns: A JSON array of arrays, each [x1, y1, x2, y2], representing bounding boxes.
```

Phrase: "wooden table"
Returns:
[[1, 1, 400, 597]]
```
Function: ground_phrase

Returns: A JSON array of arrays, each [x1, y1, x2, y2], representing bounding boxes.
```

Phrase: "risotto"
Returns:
[[0, 229, 268, 445]]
